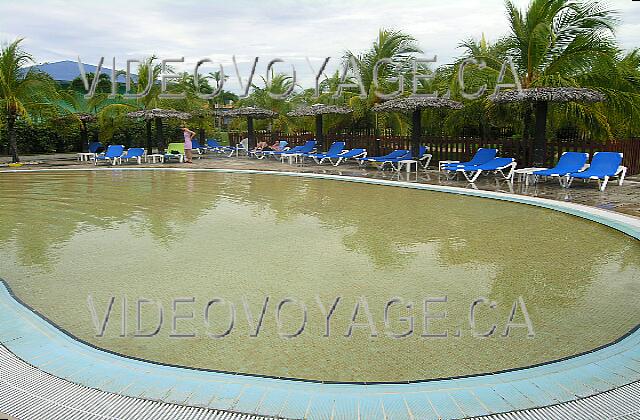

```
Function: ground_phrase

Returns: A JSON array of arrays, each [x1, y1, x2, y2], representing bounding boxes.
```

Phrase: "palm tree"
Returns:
[[504, 0, 617, 89], [451, 1, 640, 160], [344, 29, 423, 133], [345, 29, 422, 98], [99, 56, 161, 152], [236, 71, 295, 134], [448, 35, 515, 139], [502, 0, 631, 144], [58, 90, 110, 151], [0, 39, 58, 162]]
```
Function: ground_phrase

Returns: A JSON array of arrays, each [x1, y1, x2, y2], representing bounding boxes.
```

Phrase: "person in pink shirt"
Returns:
[[181, 126, 196, 163]]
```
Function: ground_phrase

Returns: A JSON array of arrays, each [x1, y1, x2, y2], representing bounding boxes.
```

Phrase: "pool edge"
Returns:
[[1, 167, 639, 419]]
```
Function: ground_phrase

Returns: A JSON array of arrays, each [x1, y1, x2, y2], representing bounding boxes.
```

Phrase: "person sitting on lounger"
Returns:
[[268, 141, 282, 152], [255, 141, 281, 152]]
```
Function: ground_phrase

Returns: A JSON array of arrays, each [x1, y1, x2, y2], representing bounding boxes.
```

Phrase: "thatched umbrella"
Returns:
[[127, 108, 191, 153], [287, 104, 352, 149], [373, 97, 463, 158], [216, 107, 277, 149], [491, 87, 605, 166]]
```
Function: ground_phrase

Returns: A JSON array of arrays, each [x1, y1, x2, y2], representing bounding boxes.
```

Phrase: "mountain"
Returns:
[[25, 60, 135, 83]]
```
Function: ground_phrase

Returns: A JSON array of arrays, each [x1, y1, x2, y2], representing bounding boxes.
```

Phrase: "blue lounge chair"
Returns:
[[317, 148, 367, 166], [452, 157, 517, 182], [567, 152, 627, 191], [357, 150, 410, 166], [269, 144, 304, 157], [190, 139, 206, 154], [249, 140, 289, 159], [379, 151, 416, 170], [79, 141, 104, 162], [253, 141, 290, 159], [120, 147, 145, 164], [418, 145, 433, 169], [280, 141, 317, 161], [88, 142, 103, 154], [94, 145, 124, 166], [532, 152, 589, 184], [306, 141, 346, 161], [442, 148, 498, 171], [231, 138, 249, 157], [206, 139, 234, 154]]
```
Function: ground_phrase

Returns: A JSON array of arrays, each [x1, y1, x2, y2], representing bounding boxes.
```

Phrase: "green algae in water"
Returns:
[[0, 171, 638, 382]]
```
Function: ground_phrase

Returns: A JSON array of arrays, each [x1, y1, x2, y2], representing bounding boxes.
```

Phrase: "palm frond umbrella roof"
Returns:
[[56, 112, 96, 122], [215, 106, 277, 119], [287, 104, 352, 117], [74, 113, 97, 122], [490, 87, 605, 104], [372, 96, 463, 112], [189, 109, 215, 117], [490, 88, 605, 167], [126, 108, 191, 120]]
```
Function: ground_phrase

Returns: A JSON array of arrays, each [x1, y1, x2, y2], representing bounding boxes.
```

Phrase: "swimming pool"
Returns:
[[0, 170, 638, 383]]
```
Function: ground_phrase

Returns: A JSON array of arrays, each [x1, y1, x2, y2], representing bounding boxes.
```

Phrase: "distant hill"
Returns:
[[25, 60, 136, 83]]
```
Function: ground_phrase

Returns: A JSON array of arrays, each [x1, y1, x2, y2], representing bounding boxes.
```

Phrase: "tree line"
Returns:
[[1, 0, 639, 162]]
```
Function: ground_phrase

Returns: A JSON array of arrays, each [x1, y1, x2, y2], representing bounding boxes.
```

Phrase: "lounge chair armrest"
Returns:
[[615, 165, 627, 176]]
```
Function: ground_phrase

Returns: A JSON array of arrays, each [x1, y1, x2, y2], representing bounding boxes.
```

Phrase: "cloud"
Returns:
[[1, 0, 637, 93]]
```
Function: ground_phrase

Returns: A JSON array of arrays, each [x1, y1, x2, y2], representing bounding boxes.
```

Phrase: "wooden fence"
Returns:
[[229, 131, 640, 175]]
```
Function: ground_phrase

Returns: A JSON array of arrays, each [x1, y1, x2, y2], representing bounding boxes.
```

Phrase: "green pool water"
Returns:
[[0, 170, 638, 382]]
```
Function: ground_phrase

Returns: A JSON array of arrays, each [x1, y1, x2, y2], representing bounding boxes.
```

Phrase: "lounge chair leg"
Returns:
[[600, 176, 609, 192], [619, 167, 627, 186], [469, 170, 483, 182]]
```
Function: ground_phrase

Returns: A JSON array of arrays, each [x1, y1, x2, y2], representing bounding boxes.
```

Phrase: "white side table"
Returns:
[[77, 152, 95, 162], [281, 153, 303, 165], [439, 160, 460, 172], [397, 160, 418, 172], [512, 167, 547, 185], [146, 154, 165, 163]]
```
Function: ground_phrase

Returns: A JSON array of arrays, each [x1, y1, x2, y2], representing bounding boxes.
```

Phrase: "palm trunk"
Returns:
[[7, 114, 19, 163]]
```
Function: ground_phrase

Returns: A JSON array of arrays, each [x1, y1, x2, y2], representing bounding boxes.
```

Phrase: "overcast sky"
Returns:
[[1, 0, 639, 92]]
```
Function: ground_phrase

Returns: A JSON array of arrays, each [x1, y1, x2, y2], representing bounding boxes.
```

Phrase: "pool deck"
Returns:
[[1, 154, 640, 419]]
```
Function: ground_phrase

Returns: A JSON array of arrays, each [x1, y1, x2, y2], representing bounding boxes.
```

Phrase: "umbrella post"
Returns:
[[145, 120, 153, 154], [533, 101, 548, 167], [315, 114, 324, 150], [80, 121, 88, 152], [199, 116, 206, 143], [155, 117, 165, 153], [247, 116, 255, 150], [411, 109, 422, 159]]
